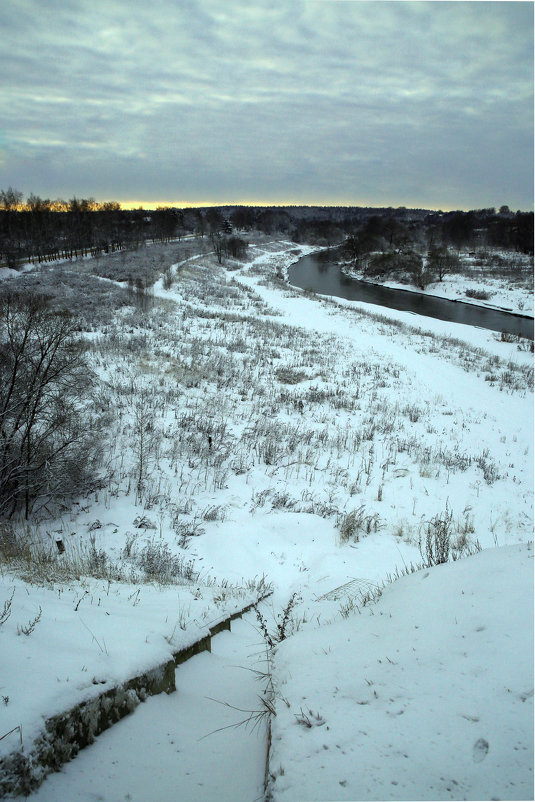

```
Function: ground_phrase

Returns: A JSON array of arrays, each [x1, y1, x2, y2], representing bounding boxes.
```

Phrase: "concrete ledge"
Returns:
[[0, 595, 269, 797], [0, 659, 176, 798], [173, 634, 211, 665], [209, 618, 231, 636]]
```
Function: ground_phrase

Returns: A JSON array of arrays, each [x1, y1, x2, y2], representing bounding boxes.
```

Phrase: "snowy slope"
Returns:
[[268, 544, 534, 802], [0, 577, 261, 763]]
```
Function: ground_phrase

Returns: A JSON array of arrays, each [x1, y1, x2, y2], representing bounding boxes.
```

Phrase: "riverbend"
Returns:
[[288, 249, 534, 340]]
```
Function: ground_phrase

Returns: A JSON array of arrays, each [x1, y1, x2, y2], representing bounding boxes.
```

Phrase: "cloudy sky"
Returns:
[[1, 1, 532, 210]]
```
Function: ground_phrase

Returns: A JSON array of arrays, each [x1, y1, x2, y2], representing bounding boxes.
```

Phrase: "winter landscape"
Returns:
[[1, 1, 533, 800], [0, 225, 533, 800]]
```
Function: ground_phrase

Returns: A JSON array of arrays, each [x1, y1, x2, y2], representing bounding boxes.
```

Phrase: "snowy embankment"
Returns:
[[0, 577, 261, 769], [0, 236, 532, 799], [340, 251, 534, 318], [268, 543, 534, 802], [30, 613, 268, 802]]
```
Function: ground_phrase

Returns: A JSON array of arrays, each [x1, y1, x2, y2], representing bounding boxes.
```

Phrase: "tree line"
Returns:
[[1, 187, 532, 272], [0, 188, 195, 269], [228, 205, 533, 255], [341, 207, 533, 288]]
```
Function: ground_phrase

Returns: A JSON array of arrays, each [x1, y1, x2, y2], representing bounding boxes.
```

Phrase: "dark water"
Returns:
[[288, 249, 534, 340]]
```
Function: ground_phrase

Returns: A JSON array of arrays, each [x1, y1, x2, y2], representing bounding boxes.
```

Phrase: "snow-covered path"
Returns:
[[31, 613, 268, 802]]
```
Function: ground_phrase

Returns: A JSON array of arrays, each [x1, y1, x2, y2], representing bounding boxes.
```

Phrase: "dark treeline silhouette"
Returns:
[[1, 188, 532, 269], [342, 207, 533, 289], [228, 204, 533, 255], [0, 189, 191, 269]]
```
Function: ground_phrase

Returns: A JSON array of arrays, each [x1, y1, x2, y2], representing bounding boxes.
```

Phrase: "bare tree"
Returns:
[[427, 246, 460, 282], [210, 231, 224, 264], [0, 187, 24, 268], [223, 236, 247, 259], [0, 293, 103, 518], [410, 256, 435, 290]]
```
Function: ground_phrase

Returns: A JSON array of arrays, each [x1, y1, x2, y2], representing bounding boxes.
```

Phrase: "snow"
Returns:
[[0, 575, 261, 763], [359, 271, 533, 317], [341, 250, 534, 318], [268, 544, 534, 801], [0, 236, 532, 799], [29, 614, 267, 802]]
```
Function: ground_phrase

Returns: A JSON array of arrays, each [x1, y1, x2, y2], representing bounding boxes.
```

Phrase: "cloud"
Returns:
[[0, 0, 532, 208]]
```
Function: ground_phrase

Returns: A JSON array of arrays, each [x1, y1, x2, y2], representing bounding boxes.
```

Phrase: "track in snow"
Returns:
[[32, 613, 268, 802]]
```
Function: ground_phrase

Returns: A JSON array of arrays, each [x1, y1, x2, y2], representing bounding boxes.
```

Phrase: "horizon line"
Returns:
[[114, 199, 525, 213]]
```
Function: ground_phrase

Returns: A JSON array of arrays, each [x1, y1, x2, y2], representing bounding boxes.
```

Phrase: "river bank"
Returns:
[[339, 250, 534, 319], [287, 247, 533, 340]]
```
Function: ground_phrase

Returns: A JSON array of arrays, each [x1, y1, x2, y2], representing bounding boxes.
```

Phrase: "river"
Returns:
[[288, 249, 534, 340]]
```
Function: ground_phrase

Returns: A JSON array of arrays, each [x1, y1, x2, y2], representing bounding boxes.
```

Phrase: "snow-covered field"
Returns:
[[0, 237, 532, 799]]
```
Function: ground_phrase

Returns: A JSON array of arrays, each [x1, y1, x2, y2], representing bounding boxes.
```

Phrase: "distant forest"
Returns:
[[0, 186, 532, 269]]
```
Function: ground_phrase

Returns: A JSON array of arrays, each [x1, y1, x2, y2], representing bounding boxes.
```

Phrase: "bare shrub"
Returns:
[[476, 450, 501, 484], [136, 538, 198, 582], [419, 506, 453, 565], [270, 492, 297, 510], [254, 593, 301, 649], [337, 506, 382, 543], [0, 587, 15, 625], [275, 366, 307, 384], [17, 606, 42, 636], [465, 288, 492, 301], [162, 267, 173, 290], [201, 504, 227, 522], [173, 516, 205, 549], [402, 403, 424, 423]]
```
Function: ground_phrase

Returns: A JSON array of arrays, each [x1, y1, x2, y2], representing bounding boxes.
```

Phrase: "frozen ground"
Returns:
[[0, 236, 532, 799]]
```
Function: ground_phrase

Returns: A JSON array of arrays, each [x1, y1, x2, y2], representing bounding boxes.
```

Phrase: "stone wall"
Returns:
[[0, 599, 263, 797]]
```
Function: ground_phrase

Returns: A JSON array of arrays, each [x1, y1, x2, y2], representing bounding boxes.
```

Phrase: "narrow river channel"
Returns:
[[288, 249, 534, 340]]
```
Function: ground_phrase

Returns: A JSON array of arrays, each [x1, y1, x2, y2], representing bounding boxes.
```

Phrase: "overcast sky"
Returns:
[[1, 1, 532, 210]]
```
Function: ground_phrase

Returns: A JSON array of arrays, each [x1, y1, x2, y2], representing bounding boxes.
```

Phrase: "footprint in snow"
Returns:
[[472, 738, 489, 763]]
